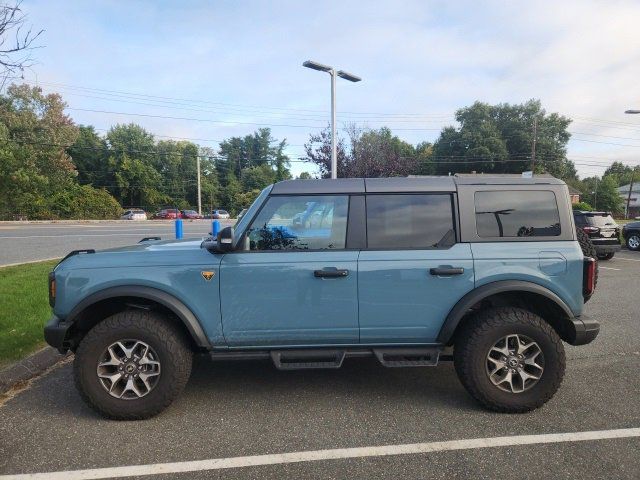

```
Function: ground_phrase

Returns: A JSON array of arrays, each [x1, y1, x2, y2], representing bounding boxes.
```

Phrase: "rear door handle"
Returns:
[[430, 267, 464, 276], [314, 268, 349, 278]]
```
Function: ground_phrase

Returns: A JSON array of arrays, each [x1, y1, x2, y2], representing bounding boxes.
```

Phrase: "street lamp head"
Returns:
[[337, 70, 362, 82], [303, 60, 332, 73], [624, 109, 640, 114]]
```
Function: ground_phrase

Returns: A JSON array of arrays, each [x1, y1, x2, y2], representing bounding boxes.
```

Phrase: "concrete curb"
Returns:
[[0, 346, 71, 394]]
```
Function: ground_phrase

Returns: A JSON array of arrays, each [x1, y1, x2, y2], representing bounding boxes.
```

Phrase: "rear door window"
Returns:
[[475, 191, 561, 237], [366, 194, 455, 249]]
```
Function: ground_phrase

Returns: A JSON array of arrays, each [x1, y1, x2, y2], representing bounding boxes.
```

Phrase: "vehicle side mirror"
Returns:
[[217, 226, 234, 252]]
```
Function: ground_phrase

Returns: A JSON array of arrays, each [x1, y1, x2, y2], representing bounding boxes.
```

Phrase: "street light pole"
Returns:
[[303, 60, 361, 179], [196, 155, 202, 216], [331, 69, 337, 179], [624, 109, 639, 218]]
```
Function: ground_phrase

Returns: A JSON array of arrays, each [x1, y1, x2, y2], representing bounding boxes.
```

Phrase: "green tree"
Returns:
[[0, 84, 122, 219], [582, 175, 623, 214], [603, 161, 640, 187], [297, 171, 313, 179], [432, 100, 575, 179], [304, 125, 424, 178], [68, 125, 109, 185]]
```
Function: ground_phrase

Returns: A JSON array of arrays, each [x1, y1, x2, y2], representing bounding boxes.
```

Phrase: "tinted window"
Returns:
[[583, 213, 616, 227], [475, 191, 561, 237], [246, 195, 348, 250], [366, 194, 454, 249]]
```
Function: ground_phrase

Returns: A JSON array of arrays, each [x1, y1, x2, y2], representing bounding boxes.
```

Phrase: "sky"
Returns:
[[20, 0, 640, 178]]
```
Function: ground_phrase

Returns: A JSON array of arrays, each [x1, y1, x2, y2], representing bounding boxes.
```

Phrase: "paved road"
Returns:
[[0, 252, 639, 479], [0, 221, 234, 266]]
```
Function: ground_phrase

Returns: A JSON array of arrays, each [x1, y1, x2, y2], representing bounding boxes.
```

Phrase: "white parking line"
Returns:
[[2, 427, 639, 480], [599, 266, 621, 270], [614, 256, 640, 262]]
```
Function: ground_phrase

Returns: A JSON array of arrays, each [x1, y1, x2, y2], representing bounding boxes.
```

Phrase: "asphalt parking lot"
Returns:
[[0, 252, 639, 479], [0, 221, 234, 266]]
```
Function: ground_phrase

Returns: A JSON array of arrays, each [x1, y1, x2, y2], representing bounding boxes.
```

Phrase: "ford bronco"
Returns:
[[44, 176, 599, 419]]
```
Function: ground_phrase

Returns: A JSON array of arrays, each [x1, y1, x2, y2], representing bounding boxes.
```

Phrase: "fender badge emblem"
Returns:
[[201, 271, 215, 281]]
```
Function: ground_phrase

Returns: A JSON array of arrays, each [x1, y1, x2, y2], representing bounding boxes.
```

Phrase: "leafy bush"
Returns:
[[573, 201, 593, 211], [49, 184, 122, 219]]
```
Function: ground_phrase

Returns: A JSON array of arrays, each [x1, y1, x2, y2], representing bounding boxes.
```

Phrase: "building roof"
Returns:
[[618, 184, 640, 194], [567, 185, 582, 195], [271, 175, 566, 195]]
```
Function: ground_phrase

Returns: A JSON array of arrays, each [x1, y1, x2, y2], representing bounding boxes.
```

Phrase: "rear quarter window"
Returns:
[[475, 191, 561, 238]]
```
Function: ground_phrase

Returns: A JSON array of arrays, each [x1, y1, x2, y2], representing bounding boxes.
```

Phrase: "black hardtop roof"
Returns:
[[270, 175, 566, 195]]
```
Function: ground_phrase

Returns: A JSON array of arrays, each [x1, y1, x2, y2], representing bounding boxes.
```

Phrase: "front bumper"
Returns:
[[568, 314, 600, 346], [44, 315, 73, 353]]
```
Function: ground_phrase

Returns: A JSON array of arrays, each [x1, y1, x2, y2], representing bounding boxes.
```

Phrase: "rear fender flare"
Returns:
[[437, 280, 574, 344]]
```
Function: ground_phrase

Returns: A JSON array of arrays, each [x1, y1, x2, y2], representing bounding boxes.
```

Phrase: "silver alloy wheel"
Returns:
[[97, 339, 161, 399], [486, 334, 544, 393], [629, 235, 640, 250]]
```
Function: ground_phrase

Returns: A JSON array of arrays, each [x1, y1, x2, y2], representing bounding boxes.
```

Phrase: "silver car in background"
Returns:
[[120, 209, 147, 220]]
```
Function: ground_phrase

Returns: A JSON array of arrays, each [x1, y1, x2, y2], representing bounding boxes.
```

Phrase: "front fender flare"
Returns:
[[66, 285, 211, 349], [436, 280, 575, 344]]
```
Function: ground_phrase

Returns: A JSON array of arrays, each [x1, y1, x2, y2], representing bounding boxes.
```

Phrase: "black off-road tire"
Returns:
[[74, 310, 193, 420], [576, 227, 598, 302], [454, 307, 566, 413]]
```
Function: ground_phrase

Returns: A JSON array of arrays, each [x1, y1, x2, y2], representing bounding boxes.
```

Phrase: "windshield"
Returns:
[[584, 213, 616, 227]]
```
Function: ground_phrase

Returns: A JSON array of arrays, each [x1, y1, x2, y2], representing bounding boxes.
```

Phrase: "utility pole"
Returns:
[[594, 176, 598, 210], [196, 155, 202, 216], [530, 117, 538, 173], [626, 169, 635, 219]]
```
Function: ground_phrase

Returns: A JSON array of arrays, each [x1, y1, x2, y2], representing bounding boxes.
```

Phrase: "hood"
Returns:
[[55, 238, 218, 271]]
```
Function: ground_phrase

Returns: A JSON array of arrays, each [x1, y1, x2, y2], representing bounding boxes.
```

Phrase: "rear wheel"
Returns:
[[454, 307, 565, 413], [627, 233, 640, 251], [74, 310, 193, 420], [597, 252, 614, 260]]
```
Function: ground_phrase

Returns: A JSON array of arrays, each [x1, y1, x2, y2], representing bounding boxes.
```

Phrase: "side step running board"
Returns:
[[373, 347, 441, 367], [271, 350, 345, 370]]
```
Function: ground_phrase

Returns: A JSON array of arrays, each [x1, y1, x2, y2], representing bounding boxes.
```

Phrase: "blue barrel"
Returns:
[[175, 219, 183, 239], [212, 220, 220, 238]]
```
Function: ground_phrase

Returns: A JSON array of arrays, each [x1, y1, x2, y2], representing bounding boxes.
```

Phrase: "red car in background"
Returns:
[[153, 209, 182, 219]]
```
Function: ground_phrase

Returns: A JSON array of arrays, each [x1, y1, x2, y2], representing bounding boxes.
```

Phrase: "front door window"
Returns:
[[245, 195, 348, 251]]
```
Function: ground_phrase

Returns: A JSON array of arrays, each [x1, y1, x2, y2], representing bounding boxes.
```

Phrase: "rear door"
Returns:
[[358, 194, 474, 343]]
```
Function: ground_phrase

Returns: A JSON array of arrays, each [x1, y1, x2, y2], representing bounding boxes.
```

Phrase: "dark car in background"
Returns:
[[573, 211, 621, 260], [622, 221, 640, 251], [181, 210, 203, 219]]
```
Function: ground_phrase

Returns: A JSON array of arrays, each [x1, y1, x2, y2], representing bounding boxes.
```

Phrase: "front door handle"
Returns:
[[430, 267, 464, 276], [314, 268, 349, 278]]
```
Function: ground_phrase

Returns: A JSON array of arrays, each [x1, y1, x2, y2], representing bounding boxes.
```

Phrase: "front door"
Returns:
[[358, 194, 475, 343], [220, 194, 359, 346]]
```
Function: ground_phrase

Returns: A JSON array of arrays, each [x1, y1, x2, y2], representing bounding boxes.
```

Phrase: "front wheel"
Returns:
[[597, 252, 614, 260], [74, 310, 193, 420], [454, 307, 565, 413]]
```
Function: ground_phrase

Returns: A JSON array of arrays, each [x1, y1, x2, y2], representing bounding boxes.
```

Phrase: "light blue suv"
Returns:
[[45, 176, 599, 419]]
